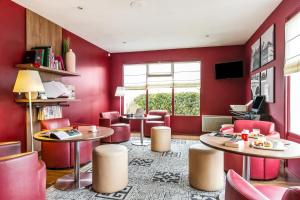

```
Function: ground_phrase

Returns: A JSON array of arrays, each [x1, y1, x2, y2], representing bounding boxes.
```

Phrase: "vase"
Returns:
[[66, 49, 76, 73]]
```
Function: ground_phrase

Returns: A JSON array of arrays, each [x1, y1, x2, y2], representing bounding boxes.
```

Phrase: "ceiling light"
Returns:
[[130, 0, 146, 8]]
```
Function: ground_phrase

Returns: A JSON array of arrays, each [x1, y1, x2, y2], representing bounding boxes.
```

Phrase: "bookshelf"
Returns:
[[16, 64, 80, 76], [15, 98, 80, 104]]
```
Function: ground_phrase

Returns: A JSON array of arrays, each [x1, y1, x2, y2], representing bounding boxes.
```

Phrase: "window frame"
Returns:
[[123, 61, 201, 117]]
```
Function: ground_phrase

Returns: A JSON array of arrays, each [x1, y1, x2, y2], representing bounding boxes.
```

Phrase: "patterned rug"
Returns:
[[47, 138, 222, 200]]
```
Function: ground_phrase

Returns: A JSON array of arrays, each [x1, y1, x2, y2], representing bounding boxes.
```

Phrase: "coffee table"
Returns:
[[122, 115, 161, 146], [34, 126, 113, 191]]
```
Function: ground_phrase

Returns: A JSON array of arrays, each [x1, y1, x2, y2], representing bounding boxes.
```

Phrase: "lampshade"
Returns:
[[115, 86, 125, 96], [13, 70, 45, 93]]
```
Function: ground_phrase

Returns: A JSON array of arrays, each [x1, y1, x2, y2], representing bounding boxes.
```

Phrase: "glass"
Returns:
[[289, 72, 300, 135], [174, 87, 200, 116], [148, 88, 172, 114], [124, 90, 146, 114]]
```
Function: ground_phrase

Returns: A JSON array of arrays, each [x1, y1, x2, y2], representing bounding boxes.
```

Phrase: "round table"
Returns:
[[122, 115, 161, 146], [34, 126, 113, 191], [200, 133, 300, 182]]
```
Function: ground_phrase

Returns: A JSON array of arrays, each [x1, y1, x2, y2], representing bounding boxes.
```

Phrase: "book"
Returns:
[[42, 129, 81, 140], [34, 49, 44, 66], [32, 46, 52, 67]]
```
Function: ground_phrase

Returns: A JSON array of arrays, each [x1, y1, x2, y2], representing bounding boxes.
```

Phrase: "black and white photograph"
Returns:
[[261, 25, 275, 66], [251, 39, 261, 71], [251, 73, 261, 100], [260, 67, 275, 103]]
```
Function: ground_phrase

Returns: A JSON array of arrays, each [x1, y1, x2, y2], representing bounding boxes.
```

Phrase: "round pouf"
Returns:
[[189, 143, 224, 191], [92, 144, 128, 193], [151, 126, 171, 152]]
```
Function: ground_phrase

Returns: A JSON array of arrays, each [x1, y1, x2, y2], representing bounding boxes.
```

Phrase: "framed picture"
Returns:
[[251, 39, 261, 71], [261, 25, 275, 66], [251, 73, 261, 100], [260, 67, 274, 103]]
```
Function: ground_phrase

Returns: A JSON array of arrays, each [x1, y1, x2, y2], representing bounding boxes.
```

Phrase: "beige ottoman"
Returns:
[[92, 144, 128, 193], [189, 143, 224, 191], [151, 126, 171, 152]]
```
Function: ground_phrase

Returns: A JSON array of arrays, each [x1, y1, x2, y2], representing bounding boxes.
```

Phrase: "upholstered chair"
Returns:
[[144, 110, 171, 137], [0, 141, 46, 200], [226, 169, 300, 200], [40, 118, 92, 168], [221, 120, 280, 180], [99, 111, 130, 143]]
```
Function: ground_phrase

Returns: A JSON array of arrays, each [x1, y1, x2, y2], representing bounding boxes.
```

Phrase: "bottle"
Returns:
[[66, 49, 76, 72]]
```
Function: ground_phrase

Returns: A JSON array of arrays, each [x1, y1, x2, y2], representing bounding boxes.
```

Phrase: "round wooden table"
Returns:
[[34, 126, 113, 191], [122, 115, 161, 146], [200, 133, 300, 182]]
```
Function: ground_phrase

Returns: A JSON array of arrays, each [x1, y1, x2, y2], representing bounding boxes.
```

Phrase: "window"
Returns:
[[123, 62, 201, 116], [286, 12, 300, 135]]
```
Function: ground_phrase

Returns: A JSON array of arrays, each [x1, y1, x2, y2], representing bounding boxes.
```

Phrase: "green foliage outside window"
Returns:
[[133, 92, 200, 116]]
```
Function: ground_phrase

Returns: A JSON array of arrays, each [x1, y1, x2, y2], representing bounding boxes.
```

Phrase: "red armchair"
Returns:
[[0, 141, 46, 200], [144, 110, 171, 137], [221, 120, 280, 180], [99, 111, 130, 143], [226, 169, 300, 200], [40, 118, 92, 169]]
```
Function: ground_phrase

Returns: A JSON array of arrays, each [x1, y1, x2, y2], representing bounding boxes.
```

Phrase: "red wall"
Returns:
[[110, 46, 246, 135], [0, 1, 110, 150], [245, 0, 300, 137], [0, 0, 27, 151], [244, 0, 300, 177], [62, 31, 110, 125]]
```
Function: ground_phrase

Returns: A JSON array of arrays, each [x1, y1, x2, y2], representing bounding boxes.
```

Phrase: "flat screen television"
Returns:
[[215, 61, 244, 79]]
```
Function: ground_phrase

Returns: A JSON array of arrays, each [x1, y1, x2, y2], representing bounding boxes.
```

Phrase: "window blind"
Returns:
[[173, 62, 201, 88], [124, 64, 147, 90], [285, 12, 300, 75]]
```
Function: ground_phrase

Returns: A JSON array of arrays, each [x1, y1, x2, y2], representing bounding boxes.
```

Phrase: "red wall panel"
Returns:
[[110, 46, 246, 135], [0, 1, 110, 150], [0, 0, 26, 151]]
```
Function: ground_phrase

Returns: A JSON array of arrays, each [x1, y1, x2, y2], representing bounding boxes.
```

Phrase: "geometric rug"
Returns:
[[46, 138, 222, 200]]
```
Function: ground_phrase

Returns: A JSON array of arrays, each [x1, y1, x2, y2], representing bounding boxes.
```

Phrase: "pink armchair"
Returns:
[[221, 120, 280, 180], [226, 169, 300, 200], [0, 141, 46, 200], [40, 118, 92, 169], [99, 111, 130, 143], [144, 110, 171, 137]]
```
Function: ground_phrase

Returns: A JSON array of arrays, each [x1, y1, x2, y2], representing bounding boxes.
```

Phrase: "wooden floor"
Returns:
[[46, 134, 300, 189]]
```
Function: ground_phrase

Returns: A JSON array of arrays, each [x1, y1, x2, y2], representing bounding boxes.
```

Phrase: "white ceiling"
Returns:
[[13, 0, 282, 53]]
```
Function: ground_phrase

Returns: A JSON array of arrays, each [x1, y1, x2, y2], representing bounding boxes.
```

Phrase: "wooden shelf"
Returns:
[[15, 98, 80, 103], [16, 64, 80, 76]]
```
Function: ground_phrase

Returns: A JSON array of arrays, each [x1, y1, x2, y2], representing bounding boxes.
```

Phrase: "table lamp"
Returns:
[[13, 70, 45, 151], [115, 86, 125, 114]]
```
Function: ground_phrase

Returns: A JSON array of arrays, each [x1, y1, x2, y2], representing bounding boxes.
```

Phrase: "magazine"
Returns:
[[42, 129, 81, 140]]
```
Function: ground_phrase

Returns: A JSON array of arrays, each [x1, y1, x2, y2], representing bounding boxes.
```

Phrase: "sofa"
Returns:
[[0, 141, 46, 200], [99, 111, 131, 143], [144, 110, 171, 137], [40, 118, 92, 168], [221, 120, 280, 180]]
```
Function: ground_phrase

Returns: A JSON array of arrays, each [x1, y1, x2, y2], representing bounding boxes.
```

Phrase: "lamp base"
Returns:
[[25, 92, 38, 100]]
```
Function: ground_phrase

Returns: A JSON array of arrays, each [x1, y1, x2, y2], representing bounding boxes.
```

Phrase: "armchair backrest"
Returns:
[[0, 152, 41, 199], [234, 120, 275, 136], [100, 111, 120, 124], [282, 187, 300, 200], [40, 118, 70, 130], [148, 110, 169, 119], [225, 170, 269, 200], [0, 141, 21, 157]]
